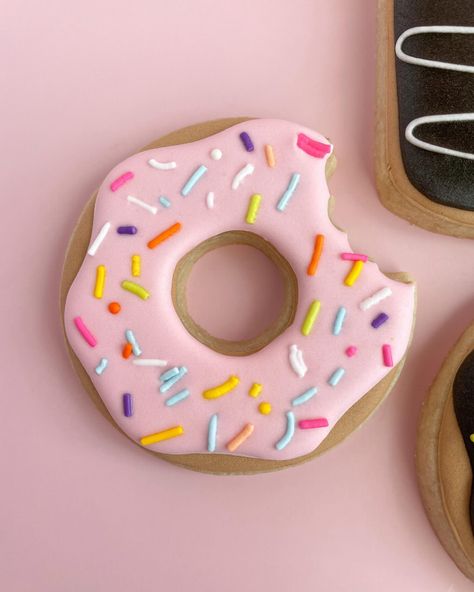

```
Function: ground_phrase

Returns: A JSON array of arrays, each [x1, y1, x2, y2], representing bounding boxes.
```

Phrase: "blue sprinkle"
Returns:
[[328, 367, 345, 387], [125, 329, 142, 356], [207, 414, 218, 452], [160, 366, 188, 393], [165, 388, 190, 407], [276, 173, 301, 212], [291, 387, 318, 406], [160, 367, 180, 382], [94, 358, 108, 375], [159, 195, 171, 208], [332, 307, 347, 336], [181, 165, 208, 196], [275, 411, 296, 450]]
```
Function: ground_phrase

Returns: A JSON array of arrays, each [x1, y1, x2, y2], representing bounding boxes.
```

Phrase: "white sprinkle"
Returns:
[[87, 222, 111, 256], [127, 195, 158, 215], [132, 359, 167, 367], [94, 358, 108, 375], [231, 163, 255, 190], [210, 148, 222, 160], [359, 287, 393, 311], [289, 344, 307, 378], [206, 191, 215, 209], [147, 159, 177, 170]]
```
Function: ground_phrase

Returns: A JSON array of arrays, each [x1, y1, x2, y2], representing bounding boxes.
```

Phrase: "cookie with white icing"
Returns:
[[62, 118, 416, 474], [376, 0, 474, 238], [418, 322, 474, 581]]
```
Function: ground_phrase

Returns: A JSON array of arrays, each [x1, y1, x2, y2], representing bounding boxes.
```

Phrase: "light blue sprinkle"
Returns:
[[160, 366, 188, 393], [159, 195, 171, 208], [125, 329, 142, 356], [165, 388, 190, 407], [275, 411, 296, 450], [181, 165, 208, 196], [276, 173, 301, 212], [94, 358, 108, 375], [292, 387, 318, 406], [328, 367, 345, 387], [332, 307, 347, 336], [208, 413, 218, 452], [160, 366, 180, 382]]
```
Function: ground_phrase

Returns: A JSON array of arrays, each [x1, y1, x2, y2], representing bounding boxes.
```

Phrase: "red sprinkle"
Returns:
[[296, 133, 331, 158], [345, 346, 358, 357]]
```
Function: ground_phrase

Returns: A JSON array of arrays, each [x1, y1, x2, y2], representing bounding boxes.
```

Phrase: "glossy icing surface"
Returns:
[[64, 119, 415, 460]]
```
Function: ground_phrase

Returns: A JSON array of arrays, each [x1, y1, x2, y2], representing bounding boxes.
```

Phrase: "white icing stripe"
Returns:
[[406, 113, 474, 161], [395, 26, 474, 160], [395, 26, 474, 74]]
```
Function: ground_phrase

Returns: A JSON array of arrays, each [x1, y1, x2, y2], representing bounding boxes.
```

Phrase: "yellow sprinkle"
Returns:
[[344, 260, 364, 287], [264, 144, 276, 167], [94, 265, 106, 299], [245, 193, 262, 224], [131, 254, 141, 277], [301, 300, 321, 336], [258, 402, 272, 415], [470, 434, 474, 443], [140, 425, 184, 446], [203, 375, 240, 399], [249, 383, 263, 398], [121, 280, 150, 300]]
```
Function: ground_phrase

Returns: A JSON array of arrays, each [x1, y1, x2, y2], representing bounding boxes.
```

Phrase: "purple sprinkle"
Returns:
[[371, 313, 389, 329], [239, 132, 254, 152], [117, 226, 137, 235], [123, 393, 133, 417]]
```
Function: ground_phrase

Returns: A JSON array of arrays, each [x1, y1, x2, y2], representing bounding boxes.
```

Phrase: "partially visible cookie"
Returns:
[[417, 322, 474, 580], [376, 0, 474, 238]]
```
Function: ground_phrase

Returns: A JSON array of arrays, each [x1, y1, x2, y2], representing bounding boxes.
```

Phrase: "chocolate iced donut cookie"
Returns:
[[376, 0, 474, 238]]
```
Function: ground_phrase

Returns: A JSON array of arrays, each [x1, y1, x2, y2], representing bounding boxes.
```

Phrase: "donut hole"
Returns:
[[172, 231, 298, 356]]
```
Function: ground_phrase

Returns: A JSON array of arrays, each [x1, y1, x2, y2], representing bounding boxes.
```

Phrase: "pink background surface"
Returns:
[[1, 0, 473, 590]]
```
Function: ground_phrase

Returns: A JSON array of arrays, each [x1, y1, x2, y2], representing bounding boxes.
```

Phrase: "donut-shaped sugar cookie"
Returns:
[[62, 118, 416, 474]]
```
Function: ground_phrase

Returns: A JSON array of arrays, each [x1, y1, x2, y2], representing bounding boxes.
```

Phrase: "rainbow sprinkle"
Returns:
[[301, 300, 321, 336], [371, 313, 389, 329], [245, 194, 262, 224], [203, 375, 240, 399], [344, 260, 364, 287], [165, 388, 190, 407], [121, 280, 150, 300], [328, 367, 345, 386], [298, 418, 329, 429], [87, 222, 111, 256], [207, 414, 218, 452], [275, 411, 295, 450], [140, 425, 184, 446], [94, 265, 106, 299], [123, 393, 133, 417], [264, 144, 276, 167], [125, 329, 142, 356], [382, 344, 394, 367], [160, 367, 188, 393], [73, 316, 97, 347], [292, 387, 317, 406], [95, 358, 108, 375], [181, 165, 207, 196], [159, 196, 171, 208], [332, 306, 347, 336], [110, 171, 134, 192], [239, 131, 254, 152], [226, 423, 254, 452], [276, 173, 301, 212]]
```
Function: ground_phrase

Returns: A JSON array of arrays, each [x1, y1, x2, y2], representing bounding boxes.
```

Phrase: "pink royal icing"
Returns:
[[64, 119, 415, 461]]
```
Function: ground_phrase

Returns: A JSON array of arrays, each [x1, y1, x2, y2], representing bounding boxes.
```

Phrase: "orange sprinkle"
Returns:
[[264, 144, 276, 167], [122, 343, 133, 359], [226, 423, 254, 452], [147, 222, 182, 249], [108, 302, 121, 314], [307, 234, 325, 276]]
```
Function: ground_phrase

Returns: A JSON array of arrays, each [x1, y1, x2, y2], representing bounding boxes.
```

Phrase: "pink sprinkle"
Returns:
[[345, 346, 358, 357], [73, 316, 97, 347], [382, 344, 393, 367], [110, 171, 134, 192], [298, 418, 329, 429], [341, 253, 368, 262], [296, 133, 331, 158]]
